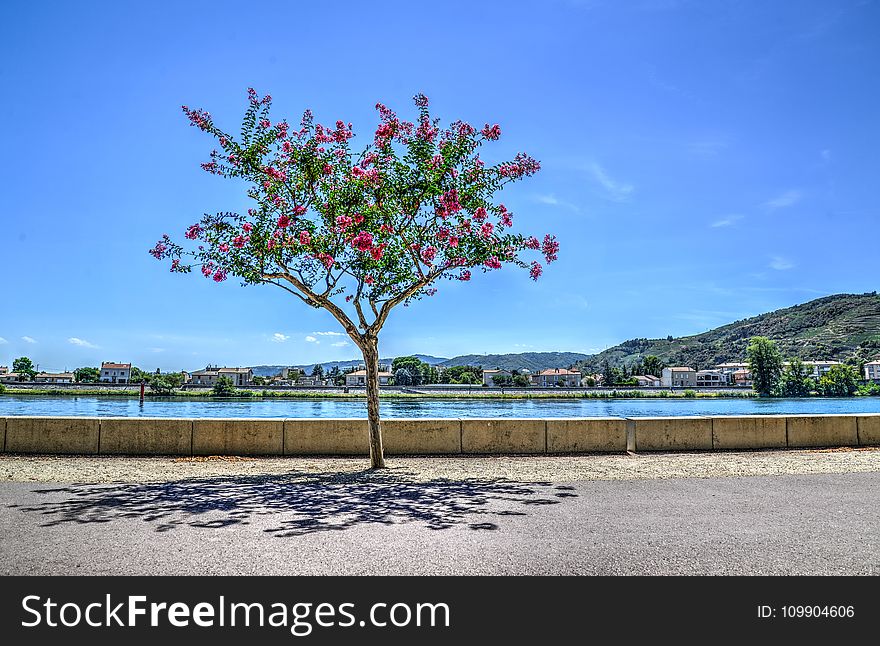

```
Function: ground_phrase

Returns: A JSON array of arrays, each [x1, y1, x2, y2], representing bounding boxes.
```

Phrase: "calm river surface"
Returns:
[[1, 395, 879, 418]]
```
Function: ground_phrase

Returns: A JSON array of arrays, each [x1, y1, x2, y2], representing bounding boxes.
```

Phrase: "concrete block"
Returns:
[[5, 417, 100, 454], [856, 414, 880, 446], [461, 419, 545, 454], [100, 418, 192, 455], [711, 416, 787, 450], [546, 418, 627, 453], [1, 417, 5, 453], [633, 416, 712, 451], [384, 418, 461, 455], [284, 419, 369, 455], [786, 414, 858, 448], [193, 418, 283, 456]]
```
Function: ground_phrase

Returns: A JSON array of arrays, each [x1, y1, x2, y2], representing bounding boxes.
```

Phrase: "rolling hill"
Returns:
[[574, 292, 880, 374], [439, 352, 591, 372]]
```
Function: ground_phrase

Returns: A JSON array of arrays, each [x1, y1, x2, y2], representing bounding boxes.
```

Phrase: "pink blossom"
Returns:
[[182, 106, 211, 130], [335, 215, 353, 230], [351, 231, 374, 252], [380, 223, 394, 234], [473, 207, 487, 222], [200, 161, 218, 174], [414, 93, 429, 108], [499, 204, 513, 227], [299, 230, 311, 245], [323, 163, 333, 175], [219, 243, 230, 253], [201, 262, 214, 278], [421, 245, 437, 263], [480, 222, 494, 238], [276, 215, 290, 228], [499, 153, 541, 178], [317, 253, 334, 269], [484, 256, 502, 269], [213, 268, 227, 282], [170, 259, 180, 271], [524, 236, 540, 250], [264, 166, 286, 181], [458, 270, 471, 281], [365, 275, 374, 286], [369, 244, 387, 261], [439, 189, 461, 216], [345, 295, 353, 302], [267, 238, 277, 251], [149, 242, 167, 259], [529, 261, 543, 280], [185, 224, 202, 240], [541, 234, 559, 262], [435, 227, 450, 241], [481, 123, 501, 140], [293, 205, 307, 216], [232, 235, 248, 248], [282, 141, 293, 153], [448, 235, 459, 248], [259, 119, 271, 129], [242, 222, 253, 233]]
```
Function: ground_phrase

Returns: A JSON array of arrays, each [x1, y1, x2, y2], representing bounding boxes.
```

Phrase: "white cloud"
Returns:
[[313, 331, 343, 337], [533, 193, 580, 212], [331, 341, 350, 347], [762, 189, 802, 211], [305, 336, 318, 343], [587, 162, 634, 202], [271, 333, 290, 343], [68, 337, 99, 349], [150, 347, 165, 353], [710, 214, 744, 228], [769, 256, 795, 271], [22, 336, 37, 344], [0, 337, 7, 344]]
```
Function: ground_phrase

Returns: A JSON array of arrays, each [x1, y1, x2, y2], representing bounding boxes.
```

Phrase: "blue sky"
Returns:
[[1, 0, 878, 372]]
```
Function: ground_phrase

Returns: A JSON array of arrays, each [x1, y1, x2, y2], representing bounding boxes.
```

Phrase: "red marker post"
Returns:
[[139, 380, 145, 404]]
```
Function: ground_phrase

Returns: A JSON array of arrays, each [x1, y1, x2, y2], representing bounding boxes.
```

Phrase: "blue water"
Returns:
[[0, 395, 878, 418]]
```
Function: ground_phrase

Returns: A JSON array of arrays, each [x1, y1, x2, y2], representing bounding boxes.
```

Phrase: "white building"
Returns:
[[800, 361, 841, 380], [531, 368, 581, 387], [482, 369, 512, 386], [100, 362, 131, 384], [715, 362, 749, 375], [34, 372, 75, 384], [696, 369, 728, 387], [660, 367, 697, 388], [345, 369, 393, 386], [631, 375, 661, 387], [189, 366, 253, 386], [865, 360, 880, 381], [0, 366, 7, 375]]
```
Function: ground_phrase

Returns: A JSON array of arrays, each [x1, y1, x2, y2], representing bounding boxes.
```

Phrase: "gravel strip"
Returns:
[[2, 447, 880, 484]]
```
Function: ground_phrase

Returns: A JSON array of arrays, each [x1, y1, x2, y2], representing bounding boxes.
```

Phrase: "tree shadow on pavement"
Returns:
[[12, 471, 578, 537]]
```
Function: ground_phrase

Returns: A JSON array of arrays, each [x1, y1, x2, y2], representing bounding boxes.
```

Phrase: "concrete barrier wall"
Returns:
[[6, 417, 100, 454], [856, 414, 880, 446], [100, 418, 193, 455], [0, 414, 876, 455], [786, 414, 858, 448], [547, 418, 627, 453], [633, 416, 713, 451], [712, 415, 787, 450], [193, 418, 284, 456], [461, 419, 546, 454]]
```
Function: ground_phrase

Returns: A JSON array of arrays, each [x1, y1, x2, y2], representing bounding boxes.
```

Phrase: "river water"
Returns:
[[1, 395, 878, 418]]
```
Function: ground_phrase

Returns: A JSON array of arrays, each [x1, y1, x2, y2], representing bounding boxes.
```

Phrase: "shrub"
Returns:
[[683, 389, 697, 398], [211, 376, 237, 397], [0, 383, 5, 395]]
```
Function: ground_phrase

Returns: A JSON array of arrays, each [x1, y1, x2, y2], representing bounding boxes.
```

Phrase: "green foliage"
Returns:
[[818, 364, 858, 397], [683, 389, 697, 398], [642, 355, 664, 378], [858, 382, 880, 396], [0, 383, 6, 395], [441, 352, 589, 373], [512, 374, 530, 387], [251, 375, 266, 385], [457, 371, 478, 385], [12, 357, 37, 381], [74, 367, 100, 383], [393, 368, 413, 386], [392, 356, 429, 385], [129, 367, 149, 383], [779, 358, 813, 397], [440, 365, 482, 383], [585, 376, 596, 387], [211, 376, 237, 396], [491, 374, 512, 386], [747, 336, 783, 396], [311, 364, 324, 379], [149, 372, 185, 395]]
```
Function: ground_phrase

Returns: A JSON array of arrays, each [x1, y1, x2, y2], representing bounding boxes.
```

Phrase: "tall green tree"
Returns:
[[130, 367, 149, 383], [819, 364, 859, 397], [212, 376, 237, 396], [12, 357, 37, 382], [151, 90, 553, 469], [643, 355, 664, 378], [311, 364, 325, 380], [602, 360, 615, 387], [391, 356, 428, 385], [74, 366, 100, 383], [149, 372, 185, 395], [746, 336, 783, 396], [779, 358, 813, 397]]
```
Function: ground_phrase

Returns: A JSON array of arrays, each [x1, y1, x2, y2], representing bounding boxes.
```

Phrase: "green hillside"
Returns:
[[440, 352, 591, 372], [575, 292, 880, 374]]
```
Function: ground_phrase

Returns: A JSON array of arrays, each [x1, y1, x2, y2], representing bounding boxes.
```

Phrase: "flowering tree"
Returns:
[[151, 89, 558, 468]]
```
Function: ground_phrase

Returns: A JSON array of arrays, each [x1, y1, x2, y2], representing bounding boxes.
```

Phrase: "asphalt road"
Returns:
[[1, 471, 878, 575]]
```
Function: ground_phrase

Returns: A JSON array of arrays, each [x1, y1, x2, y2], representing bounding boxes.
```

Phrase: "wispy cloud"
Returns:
[[68, 337, 99, 349], [150, 347, 165, 353], [330, 341, 349, 347], [586, 162, 634, 202], [305, 336, 318, 343], [762, 189, 802, 211], [0, 337, 7, 344], [313, 331, 343, 337], [769, 256, 795, 271], [271, 333, 290, 343], [710, 214, 744, 228], [22, 336, 37, 344], [532, 193, 580, 212]]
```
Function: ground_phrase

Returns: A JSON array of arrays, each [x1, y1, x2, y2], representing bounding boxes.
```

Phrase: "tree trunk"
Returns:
[[362, 337, 386, 469]]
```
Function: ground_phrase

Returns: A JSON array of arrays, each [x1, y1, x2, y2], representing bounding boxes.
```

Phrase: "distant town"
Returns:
[[2, 356, 879, 388]]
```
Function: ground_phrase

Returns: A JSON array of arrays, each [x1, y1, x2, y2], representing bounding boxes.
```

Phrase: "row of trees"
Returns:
[[746, 337, 861, 397], [598, 355, 665, 387]]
